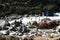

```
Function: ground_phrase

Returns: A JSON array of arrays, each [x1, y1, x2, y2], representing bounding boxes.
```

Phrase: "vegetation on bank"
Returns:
[[0, 0, 60, 17]]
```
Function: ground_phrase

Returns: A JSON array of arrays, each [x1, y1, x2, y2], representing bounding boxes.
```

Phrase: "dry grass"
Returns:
[[0, 35, 60, 40], [33, 36, 60, 40], [0, 35, 19, 40]]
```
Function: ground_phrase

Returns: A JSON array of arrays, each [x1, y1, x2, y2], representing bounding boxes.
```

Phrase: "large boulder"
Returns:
[[0, 19, 8, 29]]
